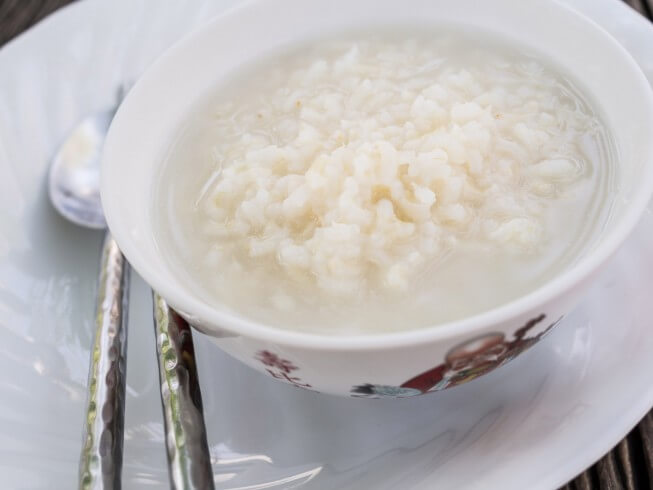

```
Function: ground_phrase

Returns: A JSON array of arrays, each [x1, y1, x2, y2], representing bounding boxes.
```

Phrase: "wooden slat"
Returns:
[[0, 0, 76, 46], [625, 0, 653, 19]]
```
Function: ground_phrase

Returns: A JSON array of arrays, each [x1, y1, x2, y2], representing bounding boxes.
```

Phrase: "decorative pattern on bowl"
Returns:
[[350, 314, 562, 398]]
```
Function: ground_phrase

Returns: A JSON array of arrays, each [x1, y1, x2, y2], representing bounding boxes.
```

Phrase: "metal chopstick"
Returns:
[[152, 293, 215, 490], [79, 234, 130, 490]]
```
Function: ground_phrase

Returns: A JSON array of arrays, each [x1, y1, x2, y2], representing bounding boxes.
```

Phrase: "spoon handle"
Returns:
[[79, 233, 130, 490], [152, 293, 215, 490]]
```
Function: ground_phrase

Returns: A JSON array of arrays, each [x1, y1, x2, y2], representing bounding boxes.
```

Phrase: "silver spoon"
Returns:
[[48, 93, 214, 490]]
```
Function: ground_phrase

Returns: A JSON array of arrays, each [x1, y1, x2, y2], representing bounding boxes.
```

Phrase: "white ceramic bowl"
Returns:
[[102, 0, 653, 397]]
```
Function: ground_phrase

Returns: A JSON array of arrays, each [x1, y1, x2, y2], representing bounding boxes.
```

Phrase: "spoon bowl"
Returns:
[[48, 108, 115, 229]]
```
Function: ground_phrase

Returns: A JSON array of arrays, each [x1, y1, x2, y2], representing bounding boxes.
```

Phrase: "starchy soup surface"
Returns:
[[155, 30, 615, 334]]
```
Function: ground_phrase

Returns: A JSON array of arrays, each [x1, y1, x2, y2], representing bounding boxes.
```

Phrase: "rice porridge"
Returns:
[[154, 30, 616, 334]]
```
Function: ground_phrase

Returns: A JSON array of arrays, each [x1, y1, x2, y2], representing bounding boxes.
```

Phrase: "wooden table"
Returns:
[[0, 0, 651, 488]]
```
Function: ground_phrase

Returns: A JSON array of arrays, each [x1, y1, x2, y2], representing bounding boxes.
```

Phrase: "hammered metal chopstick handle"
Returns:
[[79, 233, 130, 490], [153, 293, 215, 490]]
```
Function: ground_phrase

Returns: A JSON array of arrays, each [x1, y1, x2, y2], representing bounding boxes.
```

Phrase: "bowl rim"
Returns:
[[102, 0, 653, 351]]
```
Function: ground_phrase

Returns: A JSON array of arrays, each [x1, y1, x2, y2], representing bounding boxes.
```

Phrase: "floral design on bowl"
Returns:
[[255, 350, 314, 390]]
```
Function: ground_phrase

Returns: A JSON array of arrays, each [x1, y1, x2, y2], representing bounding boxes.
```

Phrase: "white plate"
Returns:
[[0, 0, 652, 488]]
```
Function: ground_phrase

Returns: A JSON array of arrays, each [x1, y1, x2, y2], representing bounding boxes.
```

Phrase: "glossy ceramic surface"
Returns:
[[101, 0, 653, 396], [1, 0, 652, 487]]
